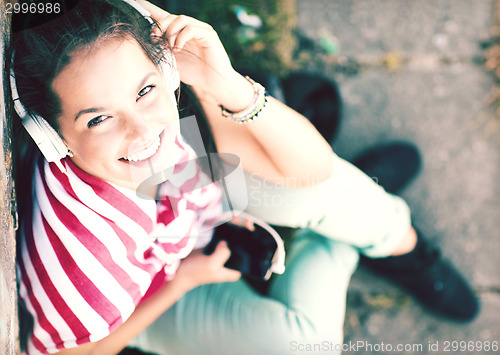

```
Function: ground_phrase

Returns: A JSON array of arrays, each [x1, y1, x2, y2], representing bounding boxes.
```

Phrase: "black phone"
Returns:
[[204, 222, 281, 280]]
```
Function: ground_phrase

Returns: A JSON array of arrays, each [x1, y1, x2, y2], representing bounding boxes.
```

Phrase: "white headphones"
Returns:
[[10, 0, 180, 174]]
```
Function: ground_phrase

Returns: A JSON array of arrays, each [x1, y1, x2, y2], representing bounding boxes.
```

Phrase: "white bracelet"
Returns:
[[219, 76, 269, 124]]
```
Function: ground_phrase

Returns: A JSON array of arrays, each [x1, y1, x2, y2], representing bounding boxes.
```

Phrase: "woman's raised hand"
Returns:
[[136, 0, 249, 107]]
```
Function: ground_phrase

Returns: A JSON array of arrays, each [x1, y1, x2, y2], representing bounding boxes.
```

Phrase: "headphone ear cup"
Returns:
[[22, 115, 69, 172], [36, 116, 68, 155], [10, 59, 69, 173]]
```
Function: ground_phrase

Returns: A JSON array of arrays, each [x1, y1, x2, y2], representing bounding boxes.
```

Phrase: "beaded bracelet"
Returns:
[[219, 76, 269, 124]]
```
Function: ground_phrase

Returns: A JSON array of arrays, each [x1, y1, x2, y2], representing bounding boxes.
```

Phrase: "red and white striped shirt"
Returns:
[[17, 135, 223, 354]]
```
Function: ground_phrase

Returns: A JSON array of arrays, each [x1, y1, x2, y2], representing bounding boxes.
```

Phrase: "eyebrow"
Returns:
[[74, 72, 158, 122]]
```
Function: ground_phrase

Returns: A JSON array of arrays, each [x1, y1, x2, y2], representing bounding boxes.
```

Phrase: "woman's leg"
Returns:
[[200, 96, 477, 322], [128, 230, 359, 355], [232, 153, 478, 321], [191, 88, 410, 258], [235, 153, 411, 258]]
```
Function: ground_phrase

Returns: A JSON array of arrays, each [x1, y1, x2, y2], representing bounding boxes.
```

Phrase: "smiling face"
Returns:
[[52, 38, 179, 190]]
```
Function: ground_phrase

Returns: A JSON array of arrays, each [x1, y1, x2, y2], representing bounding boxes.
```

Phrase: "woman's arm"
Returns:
[[138, 0, 334, 188], [54, 243, 240, 355], [195, 81, 335, 187]]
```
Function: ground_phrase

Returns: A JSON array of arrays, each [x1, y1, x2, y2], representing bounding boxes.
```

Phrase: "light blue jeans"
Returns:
[[129, 153, 411, 354]]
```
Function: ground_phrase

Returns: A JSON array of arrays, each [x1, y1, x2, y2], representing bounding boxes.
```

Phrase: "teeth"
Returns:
[[123, 136, 161, 162]]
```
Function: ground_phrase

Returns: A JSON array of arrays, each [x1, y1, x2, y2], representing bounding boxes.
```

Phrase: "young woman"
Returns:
[[11, 1, 478, 354]]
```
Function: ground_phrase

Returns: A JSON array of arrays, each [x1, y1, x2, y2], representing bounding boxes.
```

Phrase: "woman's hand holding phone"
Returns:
[[175, 241, 241, 291]]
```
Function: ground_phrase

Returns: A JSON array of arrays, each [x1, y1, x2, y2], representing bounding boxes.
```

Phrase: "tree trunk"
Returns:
[[0, 1, 19, 353]]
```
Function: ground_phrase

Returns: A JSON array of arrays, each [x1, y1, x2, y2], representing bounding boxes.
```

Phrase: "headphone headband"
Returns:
[[121, 0, 154, 24]]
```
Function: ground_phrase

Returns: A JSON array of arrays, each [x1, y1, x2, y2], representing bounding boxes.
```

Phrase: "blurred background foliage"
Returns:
[[152, 0, 298, 76]]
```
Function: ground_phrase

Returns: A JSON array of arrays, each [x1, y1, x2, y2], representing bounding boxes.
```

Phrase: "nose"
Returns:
[[121, 109, 155, 141]]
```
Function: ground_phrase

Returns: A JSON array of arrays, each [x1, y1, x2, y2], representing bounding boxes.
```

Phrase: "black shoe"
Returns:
[[360, 230, 480, 322], [281, 72, 342, 143], [352, 141, 421, 194]]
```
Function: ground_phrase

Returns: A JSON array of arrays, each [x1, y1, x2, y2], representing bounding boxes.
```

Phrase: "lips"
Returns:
[[120, 134, 162, 162]]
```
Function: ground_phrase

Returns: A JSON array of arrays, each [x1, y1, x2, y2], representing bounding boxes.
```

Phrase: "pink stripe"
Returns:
[[139, 268, 167, 303], [173, 155, 189, 174], [21, 208, 86, 349], [75, 334, 91, 346], [172, 137, 191, 173], [18, 260, 63, 352], [185, 199, 214, 212], [29, 333, 49, 354], [49, 164, 159, 283], [157, 198, 175, 226], [47, 161, 76, 200], [159, 217, 198, 255], [51, 159, 153, 233], [43, 168, 145, 304], [105, 220, 162, 281], [160, 235, 190, 254], [42, 215, 123, 327], [179, 170, 201, 194], [39, 178, 124, 326]]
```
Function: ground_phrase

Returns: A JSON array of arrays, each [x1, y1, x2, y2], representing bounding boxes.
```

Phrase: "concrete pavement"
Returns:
[[296, 0, 500, 353]]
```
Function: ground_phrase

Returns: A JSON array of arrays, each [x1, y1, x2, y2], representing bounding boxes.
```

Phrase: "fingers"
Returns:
[[157, 15, 215, 52], [223, 268, 242, 282], [230, 216, 256, 231], [244, 219, 255, 231], [213, 241, 231, 263], [134, 2, 215, 53], [170, 22, 205, 52], [135, 0, 169, 19], [212, 241, 241, 281], [178, 242, 240, 286]]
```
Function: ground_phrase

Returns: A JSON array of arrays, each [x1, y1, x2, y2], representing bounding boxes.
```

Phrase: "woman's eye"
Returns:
[[87, 115, 110, 128], [137, 85, 155, 100]]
